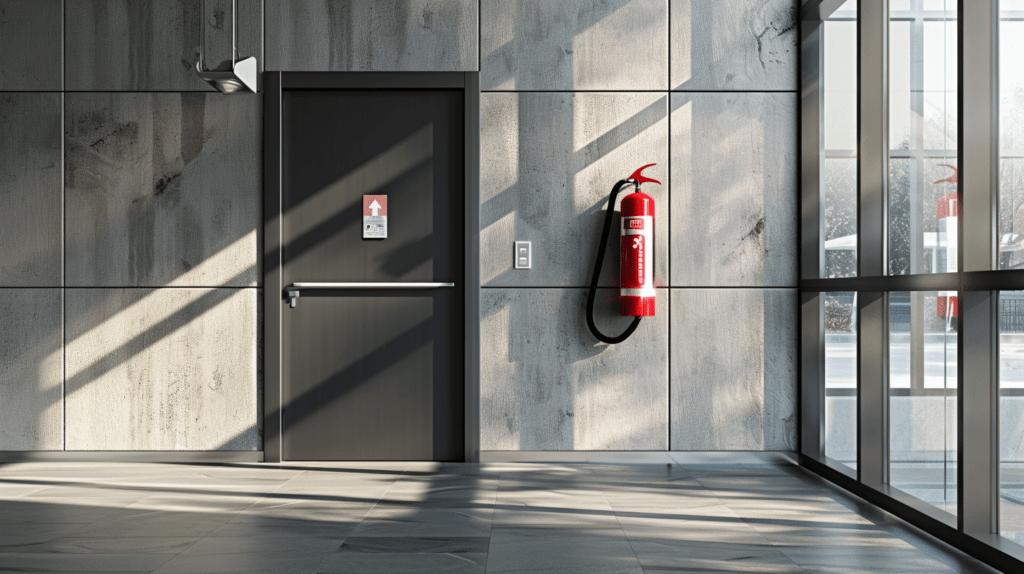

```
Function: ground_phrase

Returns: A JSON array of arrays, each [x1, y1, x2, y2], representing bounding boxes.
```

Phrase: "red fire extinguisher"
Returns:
[[586, 164, 661, 344], [934, 165, 958, 323]]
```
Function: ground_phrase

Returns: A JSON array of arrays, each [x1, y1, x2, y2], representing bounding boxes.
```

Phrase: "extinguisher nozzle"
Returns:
[[627, 163, 661, 187]]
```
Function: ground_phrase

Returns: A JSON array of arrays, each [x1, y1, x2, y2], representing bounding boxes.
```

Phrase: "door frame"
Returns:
[[263, 72, 480, 463]]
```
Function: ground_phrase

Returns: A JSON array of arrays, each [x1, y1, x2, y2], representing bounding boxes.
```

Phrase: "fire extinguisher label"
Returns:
[[621, 216, 654, 293]]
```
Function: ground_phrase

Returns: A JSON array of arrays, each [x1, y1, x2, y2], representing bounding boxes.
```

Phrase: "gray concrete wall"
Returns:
[[0, 0, 798, 453], [0, 0, 269, 451], [479, 0, 799, 451]]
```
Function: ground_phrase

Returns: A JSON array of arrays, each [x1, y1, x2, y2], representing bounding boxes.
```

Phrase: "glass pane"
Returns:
[[1000, 9, 1024, 268], [888, 2, 958, 276], [824, 20, 857, 151], [824, 160, 857, 278], [1001, 292, 1024, 544], [889, 291, 958, 516], [822, 8, 857, 278], [825, 292, 857, 469]]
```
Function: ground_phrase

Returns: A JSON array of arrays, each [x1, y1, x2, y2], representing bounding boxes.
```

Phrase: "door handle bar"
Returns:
[[285, 282, 455, 307]]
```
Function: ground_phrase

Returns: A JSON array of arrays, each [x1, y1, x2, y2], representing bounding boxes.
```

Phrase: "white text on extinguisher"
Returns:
[[633, 235, 644, 285]]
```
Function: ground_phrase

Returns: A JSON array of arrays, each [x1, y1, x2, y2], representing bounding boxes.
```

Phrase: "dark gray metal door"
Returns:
[[280, 90, 464, 461]]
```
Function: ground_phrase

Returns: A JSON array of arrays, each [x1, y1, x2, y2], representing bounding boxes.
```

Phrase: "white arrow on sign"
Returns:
[[369, 199, 382, 216]]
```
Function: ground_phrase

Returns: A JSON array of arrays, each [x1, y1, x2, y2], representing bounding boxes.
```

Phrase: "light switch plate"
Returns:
[[515, 241, 531, 269]]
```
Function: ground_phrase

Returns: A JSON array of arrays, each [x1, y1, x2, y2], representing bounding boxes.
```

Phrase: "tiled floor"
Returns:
[[0, 460, 1001, 573]]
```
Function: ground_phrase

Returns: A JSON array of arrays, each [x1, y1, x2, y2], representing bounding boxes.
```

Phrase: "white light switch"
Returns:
[[515, 241, 531, 269]]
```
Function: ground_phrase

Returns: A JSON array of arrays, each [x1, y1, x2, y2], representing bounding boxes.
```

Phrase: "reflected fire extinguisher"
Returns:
[[935, 164, 958, 327], [586, 164, 660, 344]]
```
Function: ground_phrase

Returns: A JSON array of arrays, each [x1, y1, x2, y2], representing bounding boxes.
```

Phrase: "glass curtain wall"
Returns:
[[1001, 291, 1024, 544], [825, 292, 857, 469], [1001, 0, 1024, 546], [886, 0, 959, 515], [888, 0, 958, 277], [802, 0, 1024, 569], [824, 1, 858, 279], [821, 1, 859, 472], [889, 291, 957, 514], [999, 1, 1024, 268]]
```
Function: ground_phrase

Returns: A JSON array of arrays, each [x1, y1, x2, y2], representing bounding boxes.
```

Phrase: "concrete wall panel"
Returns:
[[481, 92, 669, 287], [481, 288, 668, 451], [671, 0, 797, 91], [65, 0, 263, 91], [65, 288, 259, 451], [0, 0, 62, 91], [670, 92, 797, 287], [671, 289, 797, 450], [0, 94, 62, 287], [0, 289, 63, 450], [481, 0, 667, 91], [65, 93, 260, 287], [266, 0, 478, 72]]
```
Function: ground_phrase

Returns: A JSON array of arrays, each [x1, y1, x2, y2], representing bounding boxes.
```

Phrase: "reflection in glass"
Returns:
[[888, 1, 958, 276], [1000, 291, 1024, 544], [1000, 2, 1024, 268], [825, 292, 857, 469], [822, 3, 858, 278], [889, 291, 957, 515]]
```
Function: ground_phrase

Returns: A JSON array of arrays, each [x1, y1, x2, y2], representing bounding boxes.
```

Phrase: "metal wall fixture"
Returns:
[[195, 0, 257, 94], [283, 282, 456, 308]]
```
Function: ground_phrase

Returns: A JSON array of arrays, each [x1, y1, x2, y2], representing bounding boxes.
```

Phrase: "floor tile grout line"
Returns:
[[590, 467, 649, 574], [320, 465, 407, 562], [481, 470, 513, 573], [687, 468, 837, 573], [165, 466, 312, 561]]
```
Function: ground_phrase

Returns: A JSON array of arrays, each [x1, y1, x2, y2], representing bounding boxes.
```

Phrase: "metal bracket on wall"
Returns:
[[194, 0, 257, 94], [287, 290, 300, 308]]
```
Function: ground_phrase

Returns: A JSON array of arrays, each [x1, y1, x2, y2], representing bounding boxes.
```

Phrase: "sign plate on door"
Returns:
[[363, 195, 387, 239]]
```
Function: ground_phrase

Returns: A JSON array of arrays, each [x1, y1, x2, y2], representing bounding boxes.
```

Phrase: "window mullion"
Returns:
[[959, 0, 999, 537], [857, 0, 889, 490], [858, 291, 889, 487], [802, 18, 825, 281], [801, 292, 826, 460], [858, 0, 888, 277]]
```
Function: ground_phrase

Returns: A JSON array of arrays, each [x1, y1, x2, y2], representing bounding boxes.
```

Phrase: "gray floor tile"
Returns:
[[338, 536, 489, 554], [206, 521, 356, 540], [72, 509, 236, 538], [3, 536, 200, 555], [318, 551, 487, 574], [616, 505, 775, 548], [0, 498, 135, 525], [486, 526, 643, 574], [0, 462, 1000, 574], [0, 552, 175, 572], [180, 534, 343, 557], [778, 545, 957, 574], [629, 539, 808, 573], [150, 551, 331, 574], [0, 523, 90, 550], [350, 507, 494, 538], [226, 498, 374, 527]]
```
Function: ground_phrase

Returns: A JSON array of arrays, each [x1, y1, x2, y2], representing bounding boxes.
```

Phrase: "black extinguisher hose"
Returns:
[[586, 179, 642, 344]]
